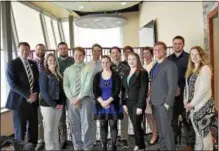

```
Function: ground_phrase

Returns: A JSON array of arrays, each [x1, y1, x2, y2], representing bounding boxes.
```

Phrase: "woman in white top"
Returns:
[[184, 46, 214, 150], [142, 47, 158, 145]]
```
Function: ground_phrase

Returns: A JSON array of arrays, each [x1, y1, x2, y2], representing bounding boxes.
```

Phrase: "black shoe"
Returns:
[[35, 142, 44, 151], [60, 141, 67, 149], [120, 140, 129, 149], [148, 137, 158, 146]]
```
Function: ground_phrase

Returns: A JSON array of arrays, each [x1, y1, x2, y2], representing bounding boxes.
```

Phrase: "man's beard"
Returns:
[[36, 53, 45, 59], [60, 54, 68, 58]]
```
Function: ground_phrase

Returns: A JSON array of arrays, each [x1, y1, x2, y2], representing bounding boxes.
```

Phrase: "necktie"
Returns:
[[75, 66, 82, 96], [25, 60, 34, 93]]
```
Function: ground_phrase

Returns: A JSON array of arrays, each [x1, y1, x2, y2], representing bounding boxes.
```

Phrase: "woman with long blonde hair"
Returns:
[[39, 53, 66, 150], [184, 46, 214, 150]]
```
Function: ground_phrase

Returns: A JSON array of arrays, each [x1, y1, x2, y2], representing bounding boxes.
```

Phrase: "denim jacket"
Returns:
[[39, 71, 64, 108]]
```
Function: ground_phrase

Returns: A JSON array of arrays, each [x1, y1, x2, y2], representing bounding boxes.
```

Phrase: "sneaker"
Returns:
[[35, 142, 44, 151], [134, 146, 139, 151], [120, 140, 129, 149]]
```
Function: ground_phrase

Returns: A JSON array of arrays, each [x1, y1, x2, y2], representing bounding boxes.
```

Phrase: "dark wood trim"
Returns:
[[208, 4, 218, 98]]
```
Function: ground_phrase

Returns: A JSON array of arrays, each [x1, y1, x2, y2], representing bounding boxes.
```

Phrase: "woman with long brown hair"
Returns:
[[39, 53, 65, 150], [122, 52, 148, 151], [184, 46, 214, 150]]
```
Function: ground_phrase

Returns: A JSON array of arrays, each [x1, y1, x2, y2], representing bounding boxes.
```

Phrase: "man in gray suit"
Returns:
[[150, 41, 178, 151]]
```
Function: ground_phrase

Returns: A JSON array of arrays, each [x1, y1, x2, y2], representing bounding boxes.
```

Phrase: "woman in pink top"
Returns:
[[142, 47, 158, 145]]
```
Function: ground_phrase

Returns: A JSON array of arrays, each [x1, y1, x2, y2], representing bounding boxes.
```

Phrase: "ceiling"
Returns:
[[52, 1, 141, 14]]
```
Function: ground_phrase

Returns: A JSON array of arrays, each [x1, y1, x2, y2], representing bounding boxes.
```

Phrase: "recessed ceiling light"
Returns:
[[121, 2, 127, 5], [117, 21, 122, 24], [79, 6, 84, 9]]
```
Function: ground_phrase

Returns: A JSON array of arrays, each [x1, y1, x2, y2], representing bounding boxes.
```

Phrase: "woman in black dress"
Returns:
[[93, 55, 123, 151]]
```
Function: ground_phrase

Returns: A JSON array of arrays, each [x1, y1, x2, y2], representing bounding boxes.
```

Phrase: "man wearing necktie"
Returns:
[[150, 41, 178, 151], [63, 47, 93, 150], [6, 42, 39, 146]]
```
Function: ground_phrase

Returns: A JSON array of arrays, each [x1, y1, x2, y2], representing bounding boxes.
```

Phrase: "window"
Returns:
[[52, 20, 61, 45], [12, 2, 44, 49], [1, 51, 7, 108], [62, 21, 70, 47], [44, 15, 56, 49], [74, 24, 122, 47]]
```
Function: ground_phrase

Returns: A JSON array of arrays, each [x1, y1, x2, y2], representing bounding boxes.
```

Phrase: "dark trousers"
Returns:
[[12, 106, 38, 145], [100, 120, 118, 150], [59, 107, 67, 143], [127, 102, 145, 149], [153, 104, 175, 151], [172, 95, 195, 147]]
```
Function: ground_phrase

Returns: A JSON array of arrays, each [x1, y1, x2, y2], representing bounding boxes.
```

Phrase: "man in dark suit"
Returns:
[[6, 42, 39, 145], [167, 36, 195, 150], [150, 41, 178, 151]]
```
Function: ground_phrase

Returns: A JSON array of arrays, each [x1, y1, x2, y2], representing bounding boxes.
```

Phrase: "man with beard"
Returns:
[[34, 44, 46, 151], [167, 36, 195, 151], [110, 46, 129, 149], [57, 42, 74, 149]]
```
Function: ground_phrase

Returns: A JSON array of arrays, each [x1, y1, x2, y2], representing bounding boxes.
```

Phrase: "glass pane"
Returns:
[[1, 6, 2, 50], [45, 15, 56, 49], [52, 20, 61, 44], [12, 2, 44, 49], [1, 51, 6, 108], [62, 21, 70, 47]]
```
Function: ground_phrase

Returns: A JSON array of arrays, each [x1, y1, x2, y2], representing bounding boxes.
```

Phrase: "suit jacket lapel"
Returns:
[[129, 71, 140, 87], [151, 59, 167, 81], [18, 58, 29, 80]]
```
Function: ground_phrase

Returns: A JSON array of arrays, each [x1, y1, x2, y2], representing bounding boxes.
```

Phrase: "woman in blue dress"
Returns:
[[93, 55, 123, 151]]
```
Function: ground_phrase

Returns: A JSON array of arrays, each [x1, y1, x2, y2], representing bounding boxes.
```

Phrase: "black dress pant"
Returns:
[[172, 95, 195, 147], [12, 105, 38, 145], [100, 120, 118, 150], [127, 102, 145, 149]]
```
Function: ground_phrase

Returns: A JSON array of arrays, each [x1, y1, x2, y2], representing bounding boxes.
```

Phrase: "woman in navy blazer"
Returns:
[[39, 53, 65, 150], [122, 52, 148, 151]]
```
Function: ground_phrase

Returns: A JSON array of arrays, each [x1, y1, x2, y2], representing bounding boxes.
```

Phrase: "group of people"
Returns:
[[5, 35, 215, 151]]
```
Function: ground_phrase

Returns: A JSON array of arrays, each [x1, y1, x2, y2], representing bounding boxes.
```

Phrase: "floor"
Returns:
[[40, 134, 186, 150]]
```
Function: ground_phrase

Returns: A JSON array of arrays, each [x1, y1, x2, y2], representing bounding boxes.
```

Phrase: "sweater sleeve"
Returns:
[[190, 66, 212, 107]]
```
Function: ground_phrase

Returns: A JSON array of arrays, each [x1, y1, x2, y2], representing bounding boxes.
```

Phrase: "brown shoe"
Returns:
[[184, 146, 193, 151]]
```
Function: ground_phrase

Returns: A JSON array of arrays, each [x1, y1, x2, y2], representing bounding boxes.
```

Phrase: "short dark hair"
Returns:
[[74, 47, 85, 56], [18, 42, 30, 49], [109, 46, 121, 54], [173, 35, 185, 44], [92, 43, 102, 51], [123, 46, 134, 53], [35, 43, 46, 49], [154, 41, 167, 50], [58, 42, 68, 48], [142, 46, 153, 56]]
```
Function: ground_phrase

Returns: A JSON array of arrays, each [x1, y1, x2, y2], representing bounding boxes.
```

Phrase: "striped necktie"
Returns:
[[75, 66, 82, 96], [25, 60, 34, 93]]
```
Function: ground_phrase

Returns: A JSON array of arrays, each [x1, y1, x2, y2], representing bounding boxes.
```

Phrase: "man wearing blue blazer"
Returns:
[[6, 42, 39, 145]]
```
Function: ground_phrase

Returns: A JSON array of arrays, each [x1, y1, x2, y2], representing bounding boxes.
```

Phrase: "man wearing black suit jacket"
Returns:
[[6, 42, 39, 145]]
